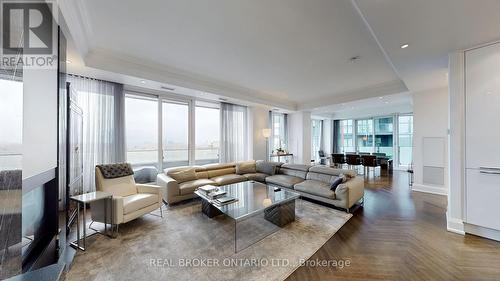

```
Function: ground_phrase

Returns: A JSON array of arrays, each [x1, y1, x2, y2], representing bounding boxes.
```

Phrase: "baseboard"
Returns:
[[411, 184, 448, 196], [464, 223, 500, 242], [446, 214, 465, 235]]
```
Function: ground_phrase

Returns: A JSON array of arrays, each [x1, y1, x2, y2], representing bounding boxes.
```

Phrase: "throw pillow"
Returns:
[[236, 161, 257, 175], [338, 173, 347, 183], [330, 177, 343, 191], [256, 161, 277, 175], [168, 168, 197, 183]]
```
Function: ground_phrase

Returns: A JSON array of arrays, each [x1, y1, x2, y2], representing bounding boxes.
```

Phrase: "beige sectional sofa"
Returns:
[[156, 161, 364, 212]]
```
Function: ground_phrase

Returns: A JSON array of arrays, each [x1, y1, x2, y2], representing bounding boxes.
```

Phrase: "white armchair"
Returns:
[[90, 165, 163, 232]]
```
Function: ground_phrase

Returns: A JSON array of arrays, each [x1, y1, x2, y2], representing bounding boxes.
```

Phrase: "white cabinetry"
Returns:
[[465, 42, 500, 232]]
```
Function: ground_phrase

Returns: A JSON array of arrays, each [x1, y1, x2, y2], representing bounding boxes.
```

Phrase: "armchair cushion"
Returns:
[[96, 163, 134, 179], [123, 193, 159, 214], [96, 168, 137, 197]]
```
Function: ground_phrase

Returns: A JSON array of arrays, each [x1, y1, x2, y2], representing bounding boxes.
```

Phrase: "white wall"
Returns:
[[412, 87, 449, 195], [248, 105, 270, 161], [23, 68, 58, 179], [288, 111, 311, 164]]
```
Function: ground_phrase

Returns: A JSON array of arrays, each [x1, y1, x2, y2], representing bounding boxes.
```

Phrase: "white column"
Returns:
[[447, 51, 466, 235]]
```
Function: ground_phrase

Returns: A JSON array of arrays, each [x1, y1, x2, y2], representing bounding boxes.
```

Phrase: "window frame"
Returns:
[[124, 90, 225, 169]]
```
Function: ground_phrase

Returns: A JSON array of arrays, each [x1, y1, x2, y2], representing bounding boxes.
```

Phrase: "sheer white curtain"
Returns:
[[220, 103, 248, 162], [67, 75, 125, 192]]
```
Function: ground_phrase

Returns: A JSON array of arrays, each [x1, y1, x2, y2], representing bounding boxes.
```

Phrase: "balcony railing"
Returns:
[[0, 153, 22, 170]]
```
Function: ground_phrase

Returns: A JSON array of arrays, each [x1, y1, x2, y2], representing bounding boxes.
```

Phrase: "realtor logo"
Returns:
[[1, 0, 57, 69], [1, 1, 53, 54]]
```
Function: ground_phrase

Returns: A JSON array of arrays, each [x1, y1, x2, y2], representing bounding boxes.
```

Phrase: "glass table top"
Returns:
[[196, 181, 300, 221]]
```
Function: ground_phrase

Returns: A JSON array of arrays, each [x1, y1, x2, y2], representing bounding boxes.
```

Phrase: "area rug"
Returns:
[[65, 199, 351, 281]]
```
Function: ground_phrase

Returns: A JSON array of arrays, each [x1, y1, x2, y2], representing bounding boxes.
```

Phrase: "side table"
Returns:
[[70, 191, 113, 251]]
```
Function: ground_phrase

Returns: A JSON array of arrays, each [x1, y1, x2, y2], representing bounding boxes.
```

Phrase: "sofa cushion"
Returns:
[[308, 166, 356, 178], [179, 179, 216, 195], [211, 174, 247, 186], [123, 193, 159, 214], [306, 172, 336, 184], [279, 167, 308, 179], [266, 174, 304, 188], [243, 173, 268, 183], [207, 168, 236, 178], [236, 161, 256, 175], [167, 168, 197, 183], [256, 161, 278, 175], [294, 180, 336, 199]]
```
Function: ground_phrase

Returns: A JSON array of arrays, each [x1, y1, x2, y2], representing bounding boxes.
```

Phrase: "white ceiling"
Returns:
[[353, 0, 500, 93], [61, 0, 500, 114]]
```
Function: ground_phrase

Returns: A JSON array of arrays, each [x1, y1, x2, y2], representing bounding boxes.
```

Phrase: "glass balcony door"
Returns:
[[374, 117, 394, 157], [398, 115, 413, 167], [162, 100, 189, 169]]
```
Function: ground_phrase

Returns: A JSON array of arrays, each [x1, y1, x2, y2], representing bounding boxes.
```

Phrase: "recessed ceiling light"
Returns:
[[140, 80, 146, 84], [401, 44, 409, 49], [66, 60, 71, 64], [379, 96, 384, 99], [384, 101, 390, 104]]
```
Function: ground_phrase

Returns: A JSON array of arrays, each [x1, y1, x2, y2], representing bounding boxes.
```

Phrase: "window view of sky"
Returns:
[[0, 79, 23, 170], [125, 95, 220, 166]]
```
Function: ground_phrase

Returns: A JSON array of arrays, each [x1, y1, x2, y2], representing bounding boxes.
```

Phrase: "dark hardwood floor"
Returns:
[[286, 170, 500, 281]]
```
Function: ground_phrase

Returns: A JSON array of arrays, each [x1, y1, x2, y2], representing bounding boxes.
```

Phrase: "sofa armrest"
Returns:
[[156, 173, 179, 204], [335, 176, 364, 209], [137, 183, 163, 204]]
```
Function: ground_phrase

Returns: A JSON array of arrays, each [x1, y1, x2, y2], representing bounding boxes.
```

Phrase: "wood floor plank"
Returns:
[[286, 171, 500, 281]]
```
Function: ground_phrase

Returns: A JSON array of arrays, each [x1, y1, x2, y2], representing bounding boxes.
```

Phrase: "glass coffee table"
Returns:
[[195, 181, 300, 252]]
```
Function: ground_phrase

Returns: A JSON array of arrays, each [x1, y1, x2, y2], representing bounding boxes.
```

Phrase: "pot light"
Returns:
[[66, 60, 71, 64], [140, 80, 146, 84], [401, 44, 409, 49]]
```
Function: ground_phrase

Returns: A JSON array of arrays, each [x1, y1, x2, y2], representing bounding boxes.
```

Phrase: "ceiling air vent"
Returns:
[[160, 86, 175, 91]]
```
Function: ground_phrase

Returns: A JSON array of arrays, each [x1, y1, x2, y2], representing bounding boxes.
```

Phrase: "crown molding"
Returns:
[[298, 79, 409, 111], [57, 0, 95, 56]]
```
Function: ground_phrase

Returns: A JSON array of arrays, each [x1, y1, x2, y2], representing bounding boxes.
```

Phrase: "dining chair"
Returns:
[[331, 153, 346, 168], [361, 155, 380, 177]]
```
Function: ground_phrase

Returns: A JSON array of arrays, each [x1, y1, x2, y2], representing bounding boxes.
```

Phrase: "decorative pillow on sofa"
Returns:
[[236, 161, 257, 175], [330, 176, 344, 191], [256, 161, 277, 175], [168, 168, 197, 183]]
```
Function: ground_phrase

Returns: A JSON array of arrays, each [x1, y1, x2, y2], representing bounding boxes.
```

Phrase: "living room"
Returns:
[[1, 1, 500, 280]]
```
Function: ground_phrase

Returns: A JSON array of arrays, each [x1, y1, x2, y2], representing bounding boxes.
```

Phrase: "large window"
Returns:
[[356, 119, 374, 153], [125, 95, 158, 167], [162, 100, 189, 168], [335, 114, 412, 168], [195, 101, 220, 165], [336, 120, 354, 153], [0, 78, 23, 170], [271, 112, 287, 152], [311, 119, 323, 161]]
